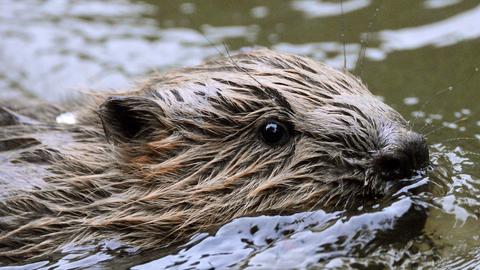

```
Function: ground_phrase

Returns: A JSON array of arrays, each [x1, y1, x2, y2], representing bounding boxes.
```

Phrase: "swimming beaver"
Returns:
[[0, 48, 429, 260]]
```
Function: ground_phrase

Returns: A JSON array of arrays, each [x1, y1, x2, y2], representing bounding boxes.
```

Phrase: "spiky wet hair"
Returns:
[[0, 48, 412, 260]]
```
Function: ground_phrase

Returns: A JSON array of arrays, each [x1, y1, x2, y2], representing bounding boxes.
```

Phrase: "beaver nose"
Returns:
[[375, 132, 429, 180]]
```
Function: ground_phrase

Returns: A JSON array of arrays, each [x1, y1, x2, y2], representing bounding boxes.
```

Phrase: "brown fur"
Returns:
[[0, 49, 420, 261]]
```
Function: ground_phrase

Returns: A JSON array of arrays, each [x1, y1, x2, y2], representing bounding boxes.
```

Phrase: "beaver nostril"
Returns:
[[375, 132, 429, 181], [375, 152, 411, 180]]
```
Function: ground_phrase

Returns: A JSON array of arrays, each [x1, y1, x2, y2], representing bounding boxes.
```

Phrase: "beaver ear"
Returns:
[[98, 96, 165, 144]]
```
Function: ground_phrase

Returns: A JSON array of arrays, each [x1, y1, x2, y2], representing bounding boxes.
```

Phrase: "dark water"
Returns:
[[0, 0, 479, 269]]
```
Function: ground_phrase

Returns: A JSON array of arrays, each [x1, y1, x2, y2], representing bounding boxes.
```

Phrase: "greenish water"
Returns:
[[0, 0, 479, 269]]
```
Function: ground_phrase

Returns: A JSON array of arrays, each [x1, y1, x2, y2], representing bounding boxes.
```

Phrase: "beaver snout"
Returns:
[[374, 132, 429, 181]]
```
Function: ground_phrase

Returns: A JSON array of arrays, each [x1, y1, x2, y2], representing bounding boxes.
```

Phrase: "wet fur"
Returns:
[[0, 49, 411, 260]]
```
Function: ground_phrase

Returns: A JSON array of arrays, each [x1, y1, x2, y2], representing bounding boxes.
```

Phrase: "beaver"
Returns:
[[0, 48, 429, 261]]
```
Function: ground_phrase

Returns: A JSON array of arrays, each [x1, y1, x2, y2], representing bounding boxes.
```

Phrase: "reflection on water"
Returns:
[[424, 0, 463, 9], [0, 0, 479, 269], [374, 4, 480, 56], [135, 197, 426, 269], [0, 0, 218, 103], [291, 0, 372, 17]]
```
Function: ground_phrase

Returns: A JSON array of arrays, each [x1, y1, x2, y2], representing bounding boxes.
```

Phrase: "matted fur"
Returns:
[[0, 49, 421, 260]]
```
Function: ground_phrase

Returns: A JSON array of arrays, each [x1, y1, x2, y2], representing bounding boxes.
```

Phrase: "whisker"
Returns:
[[355, 0, 384, 77], [222, 43, 269, 91], [463, 151, 480, 157], [411, 66, 479, 130], [424, 117, 470, 137], [437, 137, 480, 144], [199, 34, 271, 99], [421, 104, 477, 131], [339, 0, 347, 71], [200, 32, 225, 58], [418, 117, 437, 133]]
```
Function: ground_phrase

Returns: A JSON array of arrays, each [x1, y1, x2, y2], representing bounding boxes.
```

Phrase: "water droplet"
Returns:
[[411, 111, 425, 118], [461, 108, 471, 115], [443, 122, 458, 129], [403, 97, 419, 105], [251, 6, 269, 18], [179, 3, 196, 14], [429, 114, 443, 120]]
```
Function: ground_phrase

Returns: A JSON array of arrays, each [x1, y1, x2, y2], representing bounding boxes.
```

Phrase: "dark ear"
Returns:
[[98, 96, 164, 144]]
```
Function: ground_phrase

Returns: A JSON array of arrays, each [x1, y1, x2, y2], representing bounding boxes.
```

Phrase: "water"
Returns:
[[0, 0, 479, 269]]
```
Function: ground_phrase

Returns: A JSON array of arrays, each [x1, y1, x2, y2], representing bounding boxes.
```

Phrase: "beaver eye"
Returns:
[[260, 120, 290, 146]]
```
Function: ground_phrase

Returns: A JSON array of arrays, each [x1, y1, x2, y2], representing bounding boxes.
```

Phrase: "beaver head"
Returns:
[[0, 49, 429, 259], [99, 48, 429, 207]]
